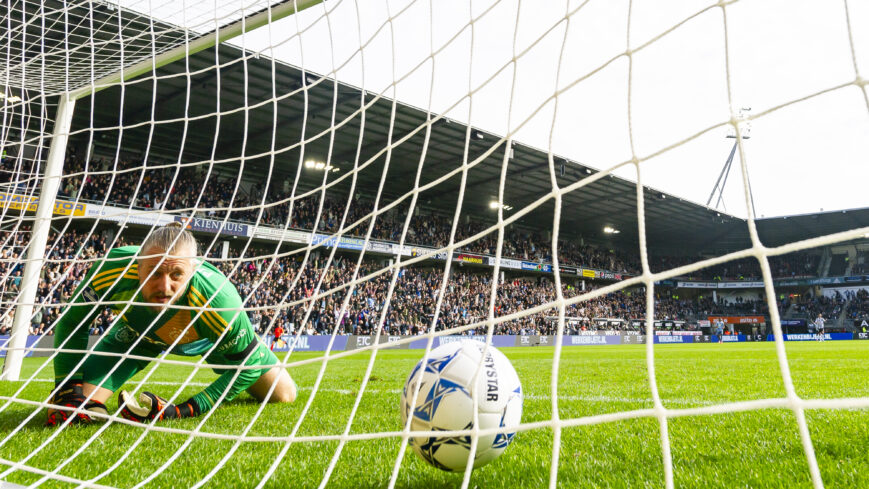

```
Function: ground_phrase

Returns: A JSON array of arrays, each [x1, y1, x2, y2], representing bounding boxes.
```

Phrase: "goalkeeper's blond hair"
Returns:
[[140, 222, 199, 257]]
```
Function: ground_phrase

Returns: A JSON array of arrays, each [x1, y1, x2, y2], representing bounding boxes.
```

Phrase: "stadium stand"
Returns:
[[828, 253, 849, 276], [0, 225, 803, 338], [0, 151, 856, 337], [794, 292, 847, 320], [4, 152, 824, 281], [846, 289, 869, 320], [853, 250, 869, 274]]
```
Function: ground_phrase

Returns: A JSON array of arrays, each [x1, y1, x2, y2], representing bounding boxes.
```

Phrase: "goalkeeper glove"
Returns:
[[118, 390, 200, 422], [45, 381, 108, 427]]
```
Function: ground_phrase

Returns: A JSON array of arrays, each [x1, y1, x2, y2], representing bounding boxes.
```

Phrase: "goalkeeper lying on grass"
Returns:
[[46, 222, 297, 426]]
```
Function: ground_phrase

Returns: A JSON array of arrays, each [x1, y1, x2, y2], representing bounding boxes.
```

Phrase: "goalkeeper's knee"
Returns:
[[45, 381, 109, 427]]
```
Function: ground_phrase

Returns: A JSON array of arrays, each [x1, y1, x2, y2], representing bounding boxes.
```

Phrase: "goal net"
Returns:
[[1, 0, 868, 487]]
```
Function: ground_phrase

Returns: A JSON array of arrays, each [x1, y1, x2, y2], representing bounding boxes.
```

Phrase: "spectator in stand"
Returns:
[[31, 307, 43, 334]]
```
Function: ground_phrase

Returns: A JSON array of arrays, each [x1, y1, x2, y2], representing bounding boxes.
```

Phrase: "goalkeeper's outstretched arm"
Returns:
[[182, 278, 297, 415], [119, 313, 298, 422]]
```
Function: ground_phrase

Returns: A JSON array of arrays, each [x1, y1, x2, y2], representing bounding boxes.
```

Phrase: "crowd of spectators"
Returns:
[[845, 289, 869, 320], [658, 254, 821, 282], [0, 225, 797, 338], [701, 296, 781, 316], [772, 253, 822, 278], [0, 150, 852, 338], [19, 150, 822, 281], [199, 245, 767, 336]]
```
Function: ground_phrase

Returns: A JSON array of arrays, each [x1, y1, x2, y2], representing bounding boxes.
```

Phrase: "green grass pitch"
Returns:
[[1, 341, 869, 488]]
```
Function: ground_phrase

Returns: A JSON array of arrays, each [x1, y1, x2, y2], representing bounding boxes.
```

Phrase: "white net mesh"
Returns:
[[1, 0, 869, 487]]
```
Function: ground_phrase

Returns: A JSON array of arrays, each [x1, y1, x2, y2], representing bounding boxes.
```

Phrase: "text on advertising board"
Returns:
[[521, 261, 552, 272], [0, 192, 85, 216], [176, 216, 248, 236], [708, 316, 764, 324], [456, 254, 484, 264]]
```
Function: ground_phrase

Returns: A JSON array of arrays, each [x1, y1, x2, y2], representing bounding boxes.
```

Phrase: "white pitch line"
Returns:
[[16, 379, 714, 406]]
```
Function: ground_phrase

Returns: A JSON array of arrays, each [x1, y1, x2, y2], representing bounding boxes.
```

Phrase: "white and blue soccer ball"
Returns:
[[401, 340, 523, 471]]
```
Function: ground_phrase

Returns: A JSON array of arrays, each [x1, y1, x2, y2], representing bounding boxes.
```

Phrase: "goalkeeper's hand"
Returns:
[[45, 381, 109, 427], [118, 390, 199, 422]]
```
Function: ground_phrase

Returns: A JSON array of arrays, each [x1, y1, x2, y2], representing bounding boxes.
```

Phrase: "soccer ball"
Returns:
[[400, 340, 523, 471]]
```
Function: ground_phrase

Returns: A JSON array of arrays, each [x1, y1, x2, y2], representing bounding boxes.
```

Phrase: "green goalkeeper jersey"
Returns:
[[53, 246, 275, 413]]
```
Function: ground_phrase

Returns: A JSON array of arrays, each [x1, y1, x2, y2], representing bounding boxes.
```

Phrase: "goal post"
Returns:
[[0, 94, 74, 381]]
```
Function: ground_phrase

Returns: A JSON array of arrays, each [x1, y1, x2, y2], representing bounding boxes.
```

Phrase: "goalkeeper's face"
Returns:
[[138, 244, 195, 312]]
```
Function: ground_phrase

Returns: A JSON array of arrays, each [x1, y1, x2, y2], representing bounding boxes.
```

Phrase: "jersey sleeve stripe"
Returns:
[[207, 311, 229, 331], [188, 286, 211, 306], [187, 292, 224, 336], [92, 272, 122, 287], [92, 270, 128, 288], [93, 267, 139, 289], [93, 274, 123, 291], [192, 303, 224, 336], [188, 286, 232, 330], [190, 286, 229, 331], [187, 294, 222, 335], [91, 267, 122, 282], [189, 286, 232, 333], [203, 312, 225, 336], [92, 264, 138, 282], [206, 308, 229, 329]]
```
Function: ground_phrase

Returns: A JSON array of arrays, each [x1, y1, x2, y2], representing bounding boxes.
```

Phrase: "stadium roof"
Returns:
[[8, 2, 868, 256], [69, 45, 756, 254], [756, 208, 869, 248]]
